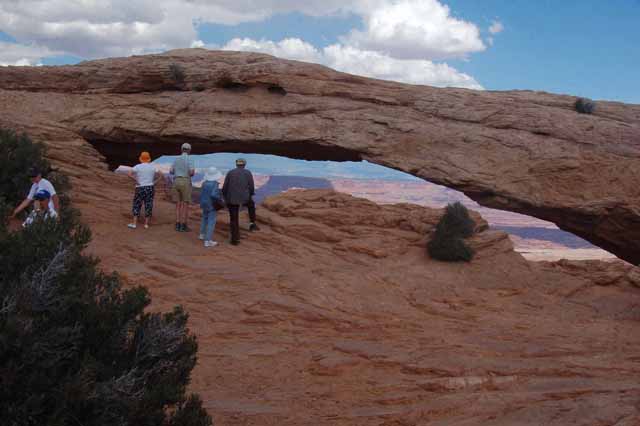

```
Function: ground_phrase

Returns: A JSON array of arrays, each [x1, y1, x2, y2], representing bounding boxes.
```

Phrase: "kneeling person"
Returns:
[[12, 166, 59, 219], [23, 189, 58, 227]]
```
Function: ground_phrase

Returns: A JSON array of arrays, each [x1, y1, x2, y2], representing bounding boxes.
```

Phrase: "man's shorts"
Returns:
[[172, 177, 192, 203]]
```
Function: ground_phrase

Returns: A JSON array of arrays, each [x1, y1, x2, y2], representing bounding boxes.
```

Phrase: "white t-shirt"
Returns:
[[27, 178, 57, 212], [132, 163, 157, 187]]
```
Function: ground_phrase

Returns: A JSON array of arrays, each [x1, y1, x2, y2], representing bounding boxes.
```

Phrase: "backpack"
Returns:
[[211, 186, 226, 211]]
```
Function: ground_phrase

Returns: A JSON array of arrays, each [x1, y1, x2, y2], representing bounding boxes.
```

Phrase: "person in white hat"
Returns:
[[170, 143, 195, 232], [198, 166, 223, 247]]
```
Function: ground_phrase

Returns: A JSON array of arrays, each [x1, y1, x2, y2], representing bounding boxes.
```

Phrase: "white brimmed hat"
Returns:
[[204, 166, 222, 181]]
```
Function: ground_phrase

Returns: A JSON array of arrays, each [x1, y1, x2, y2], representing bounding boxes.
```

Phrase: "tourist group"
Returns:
[[11, 142, 259, 247]]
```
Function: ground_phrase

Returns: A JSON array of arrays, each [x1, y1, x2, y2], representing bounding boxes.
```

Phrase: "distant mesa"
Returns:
[[254, 175, 333, 203]]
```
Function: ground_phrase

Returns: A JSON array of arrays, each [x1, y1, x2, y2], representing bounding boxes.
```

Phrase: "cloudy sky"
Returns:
[[1, 0, 638, 102]]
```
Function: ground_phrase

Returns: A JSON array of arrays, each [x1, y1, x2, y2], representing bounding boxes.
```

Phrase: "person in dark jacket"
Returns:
[[222, 158, 259, 245]]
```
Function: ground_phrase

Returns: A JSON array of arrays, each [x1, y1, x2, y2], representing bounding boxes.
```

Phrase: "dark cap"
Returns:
[[28, 167, 41, 177]]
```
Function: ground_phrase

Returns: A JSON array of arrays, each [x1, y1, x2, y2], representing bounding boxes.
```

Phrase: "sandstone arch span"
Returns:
[[1, 49, 639, 263]]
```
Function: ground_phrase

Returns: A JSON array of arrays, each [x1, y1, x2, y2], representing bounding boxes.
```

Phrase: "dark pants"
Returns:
[[228, 199, 256, 243], [132, 186, 155, 218]]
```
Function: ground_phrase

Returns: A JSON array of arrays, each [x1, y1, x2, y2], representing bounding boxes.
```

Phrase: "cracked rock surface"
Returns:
[[2, 49, 640, 424], [74, 183, 640, 426], [1, 48, 639, 263]]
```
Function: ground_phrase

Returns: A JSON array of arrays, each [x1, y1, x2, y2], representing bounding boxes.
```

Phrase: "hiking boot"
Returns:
[[204, 240, 218, 248], [175, 222, 180, 232], [182, 224, 191, 232], [249, 222, 260, 232], [230, 240, 240, 246]]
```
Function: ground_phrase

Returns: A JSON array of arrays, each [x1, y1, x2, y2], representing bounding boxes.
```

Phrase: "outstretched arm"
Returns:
[[128, 168, 138, 183], [12, 198, 32, 218]]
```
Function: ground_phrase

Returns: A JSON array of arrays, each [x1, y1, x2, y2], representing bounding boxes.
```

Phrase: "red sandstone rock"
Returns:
[[72, 182, 640, 425], [2, 49, 640, 424], [0, 49, 639, 263]]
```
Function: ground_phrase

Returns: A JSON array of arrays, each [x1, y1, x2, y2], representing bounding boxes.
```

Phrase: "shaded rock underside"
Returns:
[[0, 49, 639, 263]]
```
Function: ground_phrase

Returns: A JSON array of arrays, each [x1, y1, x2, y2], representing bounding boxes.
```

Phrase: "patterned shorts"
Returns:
[[132, 185, 155, 217]]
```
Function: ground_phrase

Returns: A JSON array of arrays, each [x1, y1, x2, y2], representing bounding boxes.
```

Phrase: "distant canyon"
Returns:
[[117, 164, 615, 262]]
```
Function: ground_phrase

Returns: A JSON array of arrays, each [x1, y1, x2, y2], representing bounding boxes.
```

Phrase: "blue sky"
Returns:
[[445, 0, 640, 102], [0, 0, 638, 102], [156, 153, 419, 181], [197, 12, 363, 48]]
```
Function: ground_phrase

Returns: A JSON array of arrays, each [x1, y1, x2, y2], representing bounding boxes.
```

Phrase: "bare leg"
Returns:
[[183, 203, 190, 227]]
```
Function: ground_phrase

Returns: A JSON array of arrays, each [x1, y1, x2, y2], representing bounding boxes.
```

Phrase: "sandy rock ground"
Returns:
[[71, 174, 640, 426]]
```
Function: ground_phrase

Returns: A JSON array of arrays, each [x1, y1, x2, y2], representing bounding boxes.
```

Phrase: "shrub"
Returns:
[[0, 133, 211, 426], [169, 63, 186, 85], [0, 129, 51, 208], [427, 202, 475, 262], [575, 97, 595, 114], [0, 130, 71, 222]]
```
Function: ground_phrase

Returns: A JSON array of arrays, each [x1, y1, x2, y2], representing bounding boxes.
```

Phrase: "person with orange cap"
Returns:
[[127, 151, 161, 229]]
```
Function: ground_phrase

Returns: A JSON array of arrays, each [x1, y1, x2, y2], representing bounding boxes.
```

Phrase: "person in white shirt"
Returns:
[[12, 167, 59, 219], [22, 189, 58, 227], [127, 151, 161, 229]]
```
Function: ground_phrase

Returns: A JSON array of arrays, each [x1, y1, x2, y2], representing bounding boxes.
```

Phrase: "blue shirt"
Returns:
[[200, 180, 220, 211]]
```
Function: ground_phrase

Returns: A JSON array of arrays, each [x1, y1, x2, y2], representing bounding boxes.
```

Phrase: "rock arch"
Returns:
[[1, 49, 639, 264]]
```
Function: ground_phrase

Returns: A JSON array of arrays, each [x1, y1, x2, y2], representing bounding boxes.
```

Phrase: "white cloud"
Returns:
[[0, 41, 57, 66], [0, 1, 357, 58], [489, 20, 504, 35], [0, 1, 488, 88], [223, 38, 322, 63], [0, 1, 488, 60], [323, 44, 483, 89], [222, 38, 483, 89], [344, 0, 485, 60]]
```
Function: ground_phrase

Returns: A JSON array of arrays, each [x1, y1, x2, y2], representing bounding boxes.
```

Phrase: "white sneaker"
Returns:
[[198, 233, 205, 240], [127, 223, 136, 229], [204, 240, 218, 248]]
